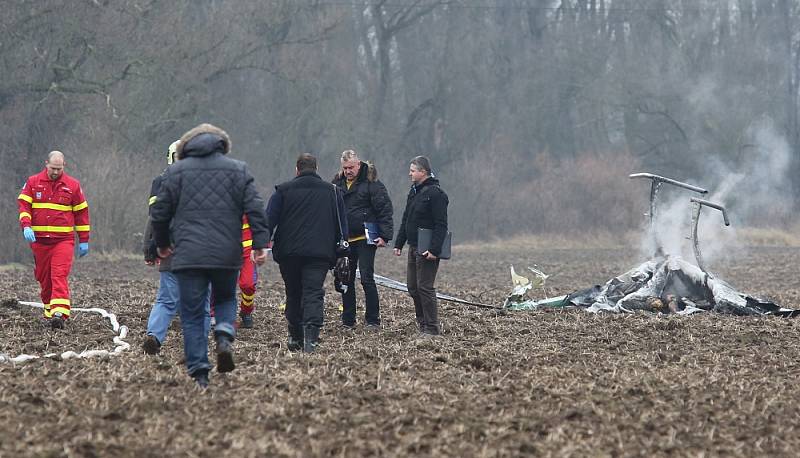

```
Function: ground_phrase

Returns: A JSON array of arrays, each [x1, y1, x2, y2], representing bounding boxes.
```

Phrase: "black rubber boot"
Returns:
[[239, 312, 254, 329], [142, 335, 161, 355], [287, 325, 303, 352], [192, 370, 209, 388], [215, 331, 235, 373], [303, 326, 320, 353], [51, 312, 65, 330]]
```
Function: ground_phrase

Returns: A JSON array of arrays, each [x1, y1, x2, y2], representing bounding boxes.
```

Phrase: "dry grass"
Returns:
[[0, 263, 26, 272], [735, 225, 800, 247], [1, 244, 799, 457], [457, 230, 642, 251], [457, 226, 800, 253]]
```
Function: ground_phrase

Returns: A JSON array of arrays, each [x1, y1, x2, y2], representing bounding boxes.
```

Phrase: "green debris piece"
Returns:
[[503, 265, 567, 310]]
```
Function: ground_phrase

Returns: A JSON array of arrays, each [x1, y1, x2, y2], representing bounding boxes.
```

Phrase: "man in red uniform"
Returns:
[[17, 150, 90, 329], [238, 215, 258, 328], [210, 216, 259, 328]]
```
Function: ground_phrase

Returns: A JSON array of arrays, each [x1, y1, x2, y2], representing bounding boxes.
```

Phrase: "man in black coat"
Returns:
[[332, 149, 393, 329], [151, 123, 269, 387], [393, 156, 449, 336], [267, 153, 347, 353]]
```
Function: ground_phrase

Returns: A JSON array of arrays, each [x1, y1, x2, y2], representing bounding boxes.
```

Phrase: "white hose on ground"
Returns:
[[0, 301, 130, 364]]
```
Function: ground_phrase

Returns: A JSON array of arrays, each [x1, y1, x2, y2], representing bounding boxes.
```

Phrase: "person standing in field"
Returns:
[[331, 149, 393, 330], [393, 156, 448, 337], [17, 150, 91, 329]]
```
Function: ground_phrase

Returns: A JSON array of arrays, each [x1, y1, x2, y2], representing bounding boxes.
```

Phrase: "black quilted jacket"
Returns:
[[331, 161, 393, 241], [151, 125, 268, 271]]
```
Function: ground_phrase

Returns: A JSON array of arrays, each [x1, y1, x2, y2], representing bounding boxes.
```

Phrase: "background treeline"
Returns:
[[2, 0, 798, 263]]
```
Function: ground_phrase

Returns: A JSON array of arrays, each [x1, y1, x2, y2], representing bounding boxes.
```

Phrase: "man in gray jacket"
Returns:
[[151, 124, 269, 387]]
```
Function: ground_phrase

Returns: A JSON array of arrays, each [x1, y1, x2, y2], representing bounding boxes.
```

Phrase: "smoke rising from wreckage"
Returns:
[[506, 173, 797, 317]]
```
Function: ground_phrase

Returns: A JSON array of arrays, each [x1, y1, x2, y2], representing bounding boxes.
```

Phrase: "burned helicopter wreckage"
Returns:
[[506, 173, 799, 317]]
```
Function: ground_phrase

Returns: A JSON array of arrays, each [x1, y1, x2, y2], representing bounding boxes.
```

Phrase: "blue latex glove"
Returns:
[[79, 242, 89, 258], [23, 227, 36, 243]]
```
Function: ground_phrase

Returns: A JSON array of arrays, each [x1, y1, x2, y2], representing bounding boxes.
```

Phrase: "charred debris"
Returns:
[[506, 173, 798, 317]]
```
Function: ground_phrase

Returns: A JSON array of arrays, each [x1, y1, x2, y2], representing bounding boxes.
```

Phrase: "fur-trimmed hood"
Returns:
[[177, 123, 231, 159], [333, 160, 377, 183]]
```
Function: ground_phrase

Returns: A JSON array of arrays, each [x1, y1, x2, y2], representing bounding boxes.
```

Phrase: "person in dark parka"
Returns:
[[151, 123, 269, 387], [142, 140, 211, 356], [332, 149, 393, 329], [267, 153, 347, 353], [393, 155, 449, 336]]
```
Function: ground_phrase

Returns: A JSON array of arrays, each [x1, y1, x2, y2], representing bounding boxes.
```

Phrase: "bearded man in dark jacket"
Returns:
[[332, 149, 393, 329], [393, 155, 449, 336], [151, 123, 269, 387], [267, 153, 347, 353]]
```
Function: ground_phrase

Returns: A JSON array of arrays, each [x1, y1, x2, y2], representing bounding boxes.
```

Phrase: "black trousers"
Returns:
[[340, 240, 380, 326], [279, 257, 330, 331], [406, 246, 440, 334]]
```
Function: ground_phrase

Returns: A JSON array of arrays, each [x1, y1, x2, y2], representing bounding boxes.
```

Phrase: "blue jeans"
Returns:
[[174, 269, 238, 376], [146, 271, 210, 344]]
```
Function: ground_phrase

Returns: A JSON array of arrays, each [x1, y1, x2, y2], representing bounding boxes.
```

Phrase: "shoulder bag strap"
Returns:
[[331, 183, 345, 242]]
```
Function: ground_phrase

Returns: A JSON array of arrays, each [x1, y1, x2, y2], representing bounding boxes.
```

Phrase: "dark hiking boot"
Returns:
[[142, 335, 161, 355], [416, 332, 438, 340], [215, 332, 235, 373], [303, 326, 320, 353], [287, 325, 303, 352], [239, 313, 254, 329], [192, 370, 209, 389], [51, 312, 65, 330]]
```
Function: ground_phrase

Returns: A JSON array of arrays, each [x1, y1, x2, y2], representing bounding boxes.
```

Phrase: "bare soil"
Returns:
[[1, 244, 799, 457]]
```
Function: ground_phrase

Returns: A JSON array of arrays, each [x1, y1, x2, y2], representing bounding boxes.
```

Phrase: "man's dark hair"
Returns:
[[296, 153, 317, 172], [410, 155, 432, 174]]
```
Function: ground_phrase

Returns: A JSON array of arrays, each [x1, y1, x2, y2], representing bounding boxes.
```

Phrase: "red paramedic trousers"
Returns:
[[31, 239, 74, 319]]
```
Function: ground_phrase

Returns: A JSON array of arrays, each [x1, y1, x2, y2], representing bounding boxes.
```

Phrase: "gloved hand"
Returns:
[[23, 227, 36, 243], [78, 242, 89, 258]]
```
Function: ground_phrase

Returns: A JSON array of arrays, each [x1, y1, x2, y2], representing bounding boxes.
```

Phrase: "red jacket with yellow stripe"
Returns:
[[18, 169, 90, 243]]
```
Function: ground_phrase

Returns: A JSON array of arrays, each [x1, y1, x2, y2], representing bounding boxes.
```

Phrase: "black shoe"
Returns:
[[287, 325, 303, 351], [239, 313, 254, 329], [415, 331, 440, 341], [365, 323, 381, 331], [192, 370, 209, 388], [50, 312, 65, 330], [215, 334, 235, 373], [303, 326, 320, 353], [287, 337, 302, 352], [142, 335, 161, 355]]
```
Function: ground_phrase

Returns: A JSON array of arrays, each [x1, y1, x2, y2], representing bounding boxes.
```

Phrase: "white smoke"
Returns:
[[638, 118, 791, 266]]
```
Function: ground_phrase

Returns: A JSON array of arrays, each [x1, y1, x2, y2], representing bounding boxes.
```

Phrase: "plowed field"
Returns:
[[1, 244, 799, 457]]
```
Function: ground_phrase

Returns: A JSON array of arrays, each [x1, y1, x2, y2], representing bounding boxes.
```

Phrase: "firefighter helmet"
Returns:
[[167, 140, 180, 165]]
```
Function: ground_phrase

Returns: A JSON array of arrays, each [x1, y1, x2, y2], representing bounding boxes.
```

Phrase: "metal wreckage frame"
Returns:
[[502, 173, 799, 317], [371, 172, 798, 316]]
